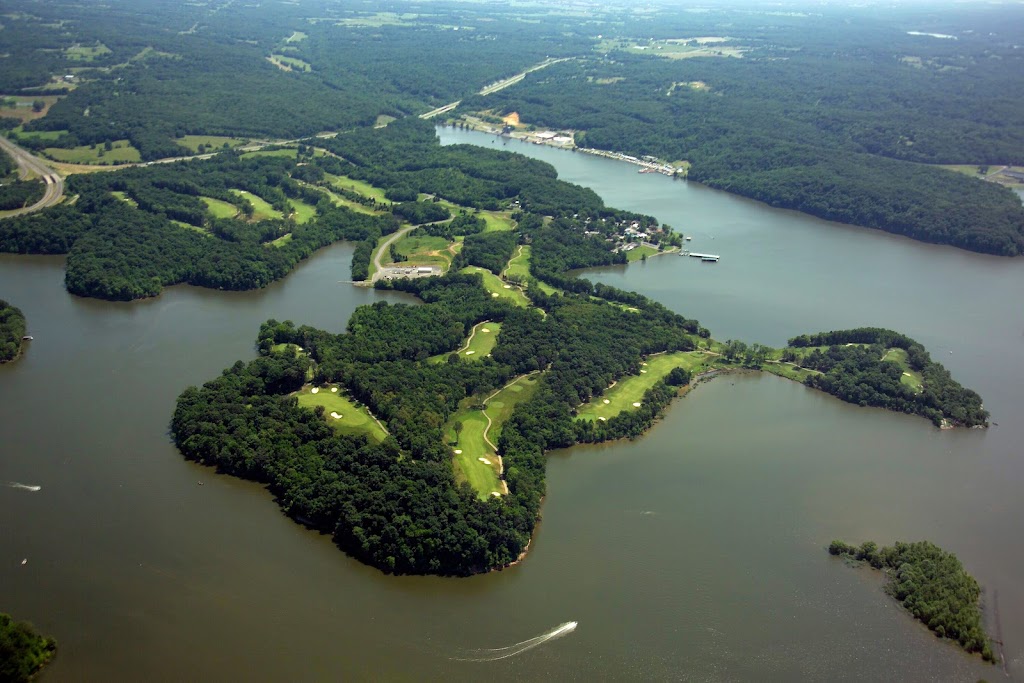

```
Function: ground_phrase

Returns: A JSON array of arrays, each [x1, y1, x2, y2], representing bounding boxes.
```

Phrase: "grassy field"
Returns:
[[480, 210, 516, 232], [269, 233, 293, 248], [176, 135, 249, 153], [171, 220, 210, 236], [325, 174, 388, 203], [317, 186, 380, 215], [374, 114, 397, 128], [882, 347, 924, 392], [502, 245, 531, 279], [626, 244, 660, 262], [65, 43, 111, 61], [288, 198, 318, 224], [110, 191, 138, 208], [201, 196, 238, 219], [229, 190, 282, 220], [460, 266, 530, 307], [11, 126, 66, 141], [0, 98, 61, 123], [296, 385, 388, 442], [268, 54, 312, 72], [428, 321, 502, 363], [43, 140, 140, 164], [389, 233, 457, 269], [577, 351, 708, 421], [445, 372, 540, 499]]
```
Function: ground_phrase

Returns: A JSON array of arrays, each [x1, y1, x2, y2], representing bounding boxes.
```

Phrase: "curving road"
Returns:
[[370, 225, 416, 282], [0, 135, 64, 216]]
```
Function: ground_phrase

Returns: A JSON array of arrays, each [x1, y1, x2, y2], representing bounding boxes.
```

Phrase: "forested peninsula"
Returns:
[[0, 300, 27, 363], [0, 613, 57, 682], [829, 540, 995, 662], [170, 123, 986, 577]]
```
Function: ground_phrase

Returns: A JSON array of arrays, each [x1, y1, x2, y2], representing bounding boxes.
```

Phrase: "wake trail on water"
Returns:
[[452, 621, 577, 662], [6, 482, 41, 492]]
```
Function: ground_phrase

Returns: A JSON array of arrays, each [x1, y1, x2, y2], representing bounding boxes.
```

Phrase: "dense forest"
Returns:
[[0, 299, 27, 363], [0, 612, 57, 682], [829, 540, 995, 662], [464, 10, 1024, 255], [784, 328, 988, 427], [0, 150, 45, 212]]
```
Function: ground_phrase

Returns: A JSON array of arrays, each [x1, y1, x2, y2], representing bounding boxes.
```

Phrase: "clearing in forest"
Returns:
[[577, 351, 707, 421], [446, 373, 540, 499], [288, 198, 318, 224], [201, 196, 238, 219], [460, 266, 530, 307], [428, 321, 502, 363], [296, 385, 388, 443], [325, 174, 389, 204], [229, 190, 282, 221], [43, 140, 140, 164], [882, 347, 924, 392]]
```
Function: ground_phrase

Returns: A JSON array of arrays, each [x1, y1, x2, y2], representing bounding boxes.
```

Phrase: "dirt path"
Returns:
[[0, 136, 64, 217]]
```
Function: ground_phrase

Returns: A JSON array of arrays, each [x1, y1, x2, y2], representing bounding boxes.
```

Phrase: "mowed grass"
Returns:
[[882, 347, 924, 393], [390, 232, 456, 269], [626, 244, 659, 262], [428, 321, 502, 363], [288, 198, 318, 224], [201, 196, 238, 219], [11, 126, 67, 141], [460, 266, 530, 307], [318, 186, 380, 215], [230, 190, 282, 220], [268, 54, 312, 72], [577, 351, 707, 421], [44, 140, 140, 164], [110, 191, 138, 207], [176, 135, 249, 153], [503, 245, 530, 279], [65, 43, 111, 61], [480, 210, 516, 232], [446, 372, 540, 499], [296, 385, 388, 442], [241, 148, 297, 159], [325, 174, 388, 203]]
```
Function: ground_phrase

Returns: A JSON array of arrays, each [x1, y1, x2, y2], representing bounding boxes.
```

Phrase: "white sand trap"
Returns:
[[503, 285, 511, 289], [330, 411, 343, 419], [491, 492, 501, 497], [902, 372, 911, 376], [603, 399, 610, 404], [478, 457, 491, 464], [632, 402, 642, 407], [642, 362, 648, 366], [296, 347, 304, 352], [481, 328, 491, 333], [454, 449, 463, 454], [311, 387, 319, 394], [491, 292, 500, 298], [598, 417, 607, 421], [465, 350, 476, 355], [331, 387, 338, 393], [640, 370, 647, 374]]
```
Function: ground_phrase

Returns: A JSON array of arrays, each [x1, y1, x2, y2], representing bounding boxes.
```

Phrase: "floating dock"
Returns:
[[689, 252, 720, 261]]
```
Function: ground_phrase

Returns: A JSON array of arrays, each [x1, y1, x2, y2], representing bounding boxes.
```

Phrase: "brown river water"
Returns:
[[0, 128, 1020, 681]]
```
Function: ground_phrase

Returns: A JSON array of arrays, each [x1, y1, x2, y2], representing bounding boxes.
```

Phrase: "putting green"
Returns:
[[296, 386, 388, 443]]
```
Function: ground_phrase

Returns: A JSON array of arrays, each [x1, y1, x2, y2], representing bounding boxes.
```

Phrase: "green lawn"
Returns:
[[12, 127, 67, 142], [390, 233, 456, 269], [269, 54, 312, 72], [428, 321, 502, 363], [577, 351, 707, 421], [502, 244, 531, 280], [201, 196, 238, 219], [325, 174, 388, 203], [229, 190, 282, 220], [44, 141, 140, 164], [171, 220, 210, 236], [445, 373, 540, 499], [176, 135, 249, 153], [288, 198, 318, 224], [626, 244, 660, 262], [318, 187, 379, 215], [296, 385, 388, 443], [269, 233, 293, 248], [460, 266, 530, 307], [480, 210, 516, 232], [882, 347, 924, 392], [111, 191, 138, 207], [65, 43, 111, 61]]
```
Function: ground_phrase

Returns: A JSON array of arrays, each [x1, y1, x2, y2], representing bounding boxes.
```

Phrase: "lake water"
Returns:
[[0, 128, 1020, 681]]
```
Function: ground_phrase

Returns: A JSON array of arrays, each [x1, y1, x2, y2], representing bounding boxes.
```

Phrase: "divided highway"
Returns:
[[0, 135, 64, 216]]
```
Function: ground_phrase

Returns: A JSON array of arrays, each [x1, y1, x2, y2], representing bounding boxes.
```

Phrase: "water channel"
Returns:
[[0, 128, 1020, 681]]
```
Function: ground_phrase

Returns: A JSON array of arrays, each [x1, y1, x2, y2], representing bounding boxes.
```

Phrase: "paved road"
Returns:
[[370, 225, 416, 282], [0, 135, 64, 216], [420, 57, 572, 120]]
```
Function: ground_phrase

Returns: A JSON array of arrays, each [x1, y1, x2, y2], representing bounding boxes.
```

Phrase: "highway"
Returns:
[[420, 57, 571, 120], [0, 135, 64, 216]]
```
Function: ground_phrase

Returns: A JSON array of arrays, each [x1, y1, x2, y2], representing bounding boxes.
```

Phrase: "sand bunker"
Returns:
[[503, 285, 511, 289], [330, 411, 342, 419], [491, 293, 499, 298], [632, 402, 642, 407], [311, 387, 319, 394], [603, 399, 610, 404], [331, 387, 338, 393], [454, 449, 463, 454], [465, 350, 476, 355], [481, 328, 491, 333], [642, 362, 648, 366], [598, 417, 607, 421], [491, 492, 501, 497], [478, 457, 491, 464], [640, 370, 647, 374]]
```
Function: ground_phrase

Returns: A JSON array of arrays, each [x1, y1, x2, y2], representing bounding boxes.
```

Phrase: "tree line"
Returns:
[[0, 299, 27, 363]]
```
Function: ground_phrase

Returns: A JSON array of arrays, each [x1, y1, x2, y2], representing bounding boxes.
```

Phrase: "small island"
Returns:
[[828, 540, 996, 663], [0, 612, 57, 682], [0, 299, 27, 363]]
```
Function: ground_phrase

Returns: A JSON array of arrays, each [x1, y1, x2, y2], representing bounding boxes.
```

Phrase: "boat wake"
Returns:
[[453, 621, 577, 662], [6, 482, 41, 492]]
